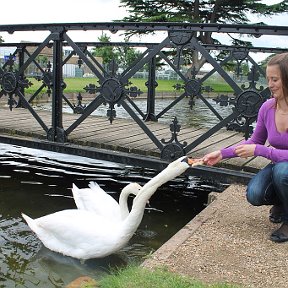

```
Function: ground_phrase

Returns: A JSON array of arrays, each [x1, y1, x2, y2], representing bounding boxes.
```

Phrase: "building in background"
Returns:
[[0, 45, 102, 78]]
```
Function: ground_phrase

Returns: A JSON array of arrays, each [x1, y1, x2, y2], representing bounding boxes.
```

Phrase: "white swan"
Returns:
[[72, 181, 142, 220], [22, 156, 191, 259]]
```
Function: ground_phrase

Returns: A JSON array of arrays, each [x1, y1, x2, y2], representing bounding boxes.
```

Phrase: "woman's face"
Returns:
[[266, 64, 284, 100]]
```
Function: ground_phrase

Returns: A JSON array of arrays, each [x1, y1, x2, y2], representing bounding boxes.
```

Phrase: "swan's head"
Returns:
[[144, 156, 191, 188], [166, 156, 190, 173], [122, 182, 142, 196]]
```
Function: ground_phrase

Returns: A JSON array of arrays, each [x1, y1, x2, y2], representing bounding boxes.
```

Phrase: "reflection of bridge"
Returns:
[[0, 22, 285, 183]]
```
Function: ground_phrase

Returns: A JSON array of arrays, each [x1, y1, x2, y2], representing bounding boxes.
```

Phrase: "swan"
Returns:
[[22, 156, 191, 259], [72, 181, 142, 220]]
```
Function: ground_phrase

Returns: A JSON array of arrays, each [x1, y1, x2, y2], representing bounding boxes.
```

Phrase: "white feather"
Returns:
[[72, 181, 142, 221]]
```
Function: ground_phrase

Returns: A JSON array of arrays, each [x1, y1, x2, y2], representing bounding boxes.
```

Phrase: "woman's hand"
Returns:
[[234, 144, 256, 158], [203, 150, 222, 166]]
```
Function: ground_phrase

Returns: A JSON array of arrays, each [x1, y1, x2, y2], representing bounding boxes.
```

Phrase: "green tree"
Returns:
[[92, 34, 143, 73], [120, 0, 288, 23], [114, 38, 143, 70], [92, 33, 115, 66], [36, 55, 48, 67], [119, 0, 288, 69], [258, 53, 276, 69]]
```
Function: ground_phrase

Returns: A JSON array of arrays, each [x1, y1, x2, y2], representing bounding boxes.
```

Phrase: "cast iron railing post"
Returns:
[[17, 48, 25, 108], [48, 32, 66, 142], [144, 56, 157, 121]]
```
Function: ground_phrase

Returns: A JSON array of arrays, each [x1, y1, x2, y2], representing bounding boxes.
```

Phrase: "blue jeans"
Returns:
[[246, 162, 288, 222]]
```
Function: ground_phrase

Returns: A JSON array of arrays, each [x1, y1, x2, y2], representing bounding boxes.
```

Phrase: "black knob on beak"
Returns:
[[181, 156, 189, 164]]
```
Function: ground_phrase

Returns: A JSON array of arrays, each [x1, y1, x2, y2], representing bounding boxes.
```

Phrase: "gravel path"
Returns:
[[143, 184, 288, 288]]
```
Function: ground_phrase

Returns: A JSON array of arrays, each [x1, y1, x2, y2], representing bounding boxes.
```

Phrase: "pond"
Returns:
[[36, 97, 234, 129], [0, 143, 227, 287]]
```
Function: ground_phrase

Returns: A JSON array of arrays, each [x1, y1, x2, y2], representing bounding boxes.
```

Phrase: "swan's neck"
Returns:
[[119, 190, 131, 220], [120, 181, 161, 236], [121, 195, 147, 237], [120, 159, 189, 237]]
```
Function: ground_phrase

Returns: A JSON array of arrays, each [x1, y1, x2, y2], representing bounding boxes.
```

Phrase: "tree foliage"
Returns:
[[114, 39, 143, 70], [119, 0, 288, 69], [258, 53, 277, 69], [92, 33, 115, 65], [120, 0, 288, 25], [92, 33, 144, 72]]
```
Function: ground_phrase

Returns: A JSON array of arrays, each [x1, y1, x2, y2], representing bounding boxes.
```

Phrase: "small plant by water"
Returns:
[[97, 265, 239, 288]]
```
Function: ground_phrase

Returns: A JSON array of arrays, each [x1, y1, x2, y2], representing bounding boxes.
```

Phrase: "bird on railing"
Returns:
[[21, 156, 193, 260], [71, 181, 142, 221]]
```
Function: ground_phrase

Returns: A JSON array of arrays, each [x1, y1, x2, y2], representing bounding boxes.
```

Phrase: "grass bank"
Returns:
[[93, 265, 238, 288], [26, 77, 234, 94]]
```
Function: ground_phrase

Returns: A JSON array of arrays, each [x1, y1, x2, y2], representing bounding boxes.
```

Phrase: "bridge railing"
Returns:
[[0, 22, 287, 161]]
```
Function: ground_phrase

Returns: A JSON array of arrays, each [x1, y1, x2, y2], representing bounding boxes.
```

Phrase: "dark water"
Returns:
[[0, 144, 227, 287]]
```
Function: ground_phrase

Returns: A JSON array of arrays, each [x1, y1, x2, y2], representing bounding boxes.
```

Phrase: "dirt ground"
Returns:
[[143, 184, 288, 288]]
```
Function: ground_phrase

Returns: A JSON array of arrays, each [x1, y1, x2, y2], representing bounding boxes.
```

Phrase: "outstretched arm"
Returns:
[[204, 144, 257, 166], [203, 150, 222, 166]]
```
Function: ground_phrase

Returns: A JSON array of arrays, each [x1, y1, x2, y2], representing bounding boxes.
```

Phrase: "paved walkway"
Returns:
[[143, 184, 288, 288]]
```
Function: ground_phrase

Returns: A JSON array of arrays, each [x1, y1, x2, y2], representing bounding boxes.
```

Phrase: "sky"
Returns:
[[0, 0, 128, 43], [0, 0, 287, 62], [1, 0, 127, 25], [0, 0, 283, 26]]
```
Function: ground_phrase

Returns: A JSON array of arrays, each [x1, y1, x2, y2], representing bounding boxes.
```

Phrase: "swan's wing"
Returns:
[[72, 183, 99, 210], [32, 210, 109, 235], [72, 183, 120, 220], [72, 182, 117, 209], [22, 210, 121, 259], [24, 210, 115, 243], [88, 181, 104, 191]]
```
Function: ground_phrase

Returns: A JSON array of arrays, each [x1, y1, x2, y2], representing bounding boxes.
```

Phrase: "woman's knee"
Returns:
[[246, 165, 274, 206], [273, 162, 288, 184], [246, 185, 263, 206]]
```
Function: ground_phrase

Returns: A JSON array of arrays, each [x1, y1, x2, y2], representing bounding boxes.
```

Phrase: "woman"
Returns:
[[202, 52, 288, 243]]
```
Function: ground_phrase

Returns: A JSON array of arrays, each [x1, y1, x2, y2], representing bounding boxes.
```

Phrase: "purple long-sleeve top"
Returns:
[[221, 98, 288, 163]]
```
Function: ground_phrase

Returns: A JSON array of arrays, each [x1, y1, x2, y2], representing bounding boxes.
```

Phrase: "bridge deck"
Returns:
[[0, 107, 269, 174]]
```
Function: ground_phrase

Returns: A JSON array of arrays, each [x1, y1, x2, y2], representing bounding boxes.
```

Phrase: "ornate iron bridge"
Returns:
[[0, 22, 287, 179]]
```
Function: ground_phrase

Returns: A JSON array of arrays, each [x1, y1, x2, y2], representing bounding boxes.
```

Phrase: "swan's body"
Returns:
[[22, 210, 130, 259], [72, 181, 142, 220], [22, 156, 190, 259]]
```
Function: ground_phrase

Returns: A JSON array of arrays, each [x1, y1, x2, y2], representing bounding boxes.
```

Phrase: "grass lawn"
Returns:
[[25, 77, 234, 94], [67, 266, 239, 287], [95, 265, 239, 288]]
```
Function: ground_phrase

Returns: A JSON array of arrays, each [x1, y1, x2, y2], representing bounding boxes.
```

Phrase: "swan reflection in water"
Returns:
[[22, 156, 193, 260]]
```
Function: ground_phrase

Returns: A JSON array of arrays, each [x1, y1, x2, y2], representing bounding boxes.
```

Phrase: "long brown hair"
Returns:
[[267, 53, 288, 104]]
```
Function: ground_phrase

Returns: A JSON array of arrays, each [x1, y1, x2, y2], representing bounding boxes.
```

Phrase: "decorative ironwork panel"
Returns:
[[0, 22, 285, 160]]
